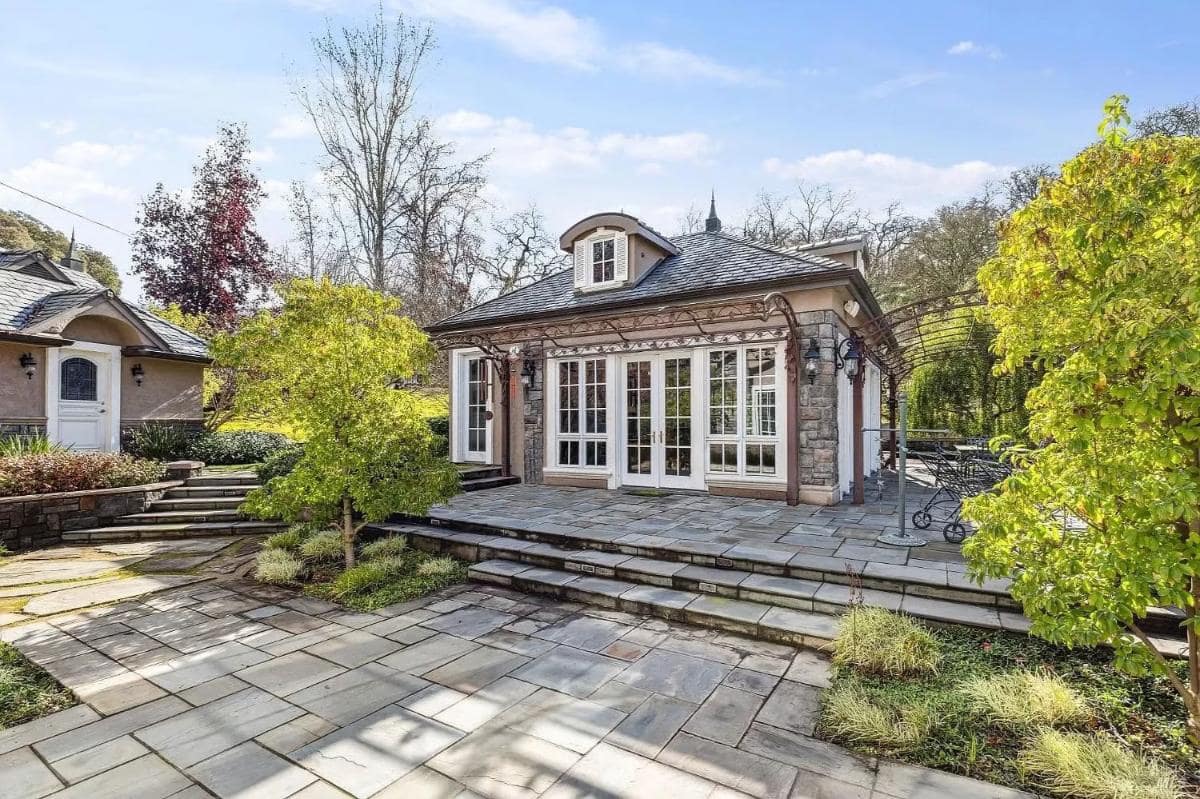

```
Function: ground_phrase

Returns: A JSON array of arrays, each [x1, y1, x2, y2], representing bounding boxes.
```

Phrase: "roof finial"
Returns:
[[65, 228, 76, 263], [705, 189, 721, 233]]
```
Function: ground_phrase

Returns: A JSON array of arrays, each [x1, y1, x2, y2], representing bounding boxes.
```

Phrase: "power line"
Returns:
[[0, 180, 132, 239]]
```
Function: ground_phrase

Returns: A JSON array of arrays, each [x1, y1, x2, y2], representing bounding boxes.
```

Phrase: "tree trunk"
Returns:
[[341, 495, 356, 568], [1190, 571, 1200, 746]]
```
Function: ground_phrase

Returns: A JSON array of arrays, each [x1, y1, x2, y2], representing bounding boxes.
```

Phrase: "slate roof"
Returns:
[[0, 250, 209, 358], [429, 230, 852, 332]]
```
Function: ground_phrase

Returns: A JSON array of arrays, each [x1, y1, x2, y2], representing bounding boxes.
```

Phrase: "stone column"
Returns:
[[522, 357, 545, 484], [796, 310, 840, 504]]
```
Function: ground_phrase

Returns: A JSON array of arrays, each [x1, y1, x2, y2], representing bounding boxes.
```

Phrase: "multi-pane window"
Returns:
[[705, 345, 781, 477], [591, 238, 615, 283], [556, 358, 608, 467], [625, 360, 652, 474], [466, 357, 488, 453], [60, 357, 98, 401], [663, 357, 692, 477]]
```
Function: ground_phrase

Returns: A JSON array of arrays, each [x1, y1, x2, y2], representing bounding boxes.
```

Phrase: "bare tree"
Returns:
[[1135, 98, 1200, 137], [482, 204, 564, 298], [675, 204, 705, 235], [789, 182, 863, 243], [739, 191, 796, 247], [296, 8, 487, 312], [284, 181, 348, 282], [1002, 163, 1057, 211]]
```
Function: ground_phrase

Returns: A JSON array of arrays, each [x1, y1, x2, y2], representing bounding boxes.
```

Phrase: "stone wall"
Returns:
[[796, 309, 841, 494], [521, 358, 545, 484], [0, 422, 47, 441], [0, 481, 180, 551]]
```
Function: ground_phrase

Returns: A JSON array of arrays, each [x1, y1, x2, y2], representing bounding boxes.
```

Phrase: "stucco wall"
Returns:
[[0, 342, 47, 425], [61, 314, 143, 346], [121, 357, 205, 421]]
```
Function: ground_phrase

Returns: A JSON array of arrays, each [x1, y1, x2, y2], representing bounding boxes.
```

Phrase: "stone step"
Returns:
[[388, 513, 1018, 611], [164, 486, 260, 499], [116, 508, 246, 525], [469, 559, 840, 649], [61, 519, 285, 544], [384, 523, 1032, 636], [187, 473, 259, 487], [457, 465, 502, 481], [150, 497, 246, 512], [461, 475, 521, 492]]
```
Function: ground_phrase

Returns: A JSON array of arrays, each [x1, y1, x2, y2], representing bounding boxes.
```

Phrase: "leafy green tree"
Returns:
[[216, 279, 458, 566], [963, 96, 1200, 742], [0, 210, 121, 292]]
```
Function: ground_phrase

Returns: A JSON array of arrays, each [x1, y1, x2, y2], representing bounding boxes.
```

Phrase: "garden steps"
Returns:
[[456, 465, 521, 492], [184, 473, 259, 487], [379, 521, 1032, 637], [61, 519, 285, 543], [161, 486, 259, 499], [150, 497, 246, 511], [116, 508, 245, 524], [467, 559, 841, 650]]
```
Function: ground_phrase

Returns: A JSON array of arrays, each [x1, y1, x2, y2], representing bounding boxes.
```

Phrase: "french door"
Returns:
[[455, 353, 491, 463], [620, 352, 700, 489]]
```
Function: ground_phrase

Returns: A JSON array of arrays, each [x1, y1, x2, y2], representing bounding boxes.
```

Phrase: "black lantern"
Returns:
[[803, 338, 821, 384], [520, 356, 537, 388], [18, 352, 36, 380], [130, 363, 145, 387], [835, 336, 861, 380]]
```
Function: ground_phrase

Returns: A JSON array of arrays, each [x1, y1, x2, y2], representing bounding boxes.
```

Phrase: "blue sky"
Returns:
[[2, 0, 1197, 299]]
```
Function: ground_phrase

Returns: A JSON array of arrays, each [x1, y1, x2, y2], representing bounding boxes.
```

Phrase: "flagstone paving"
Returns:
[[0, 539, 1036, 799]]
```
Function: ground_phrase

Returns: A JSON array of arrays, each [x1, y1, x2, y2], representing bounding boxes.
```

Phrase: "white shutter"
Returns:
[[574, 241, 589, 288], [614, 233, 628, 282]]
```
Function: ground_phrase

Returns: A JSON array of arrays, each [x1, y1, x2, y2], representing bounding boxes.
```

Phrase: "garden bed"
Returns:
[[819, 609, 1198, 798], [0, 642, 75, 730], [253, 523, 467, 611]]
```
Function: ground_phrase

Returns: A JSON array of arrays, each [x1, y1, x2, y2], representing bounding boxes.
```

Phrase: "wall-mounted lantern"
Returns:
[[803, 339, 821, 384], [19, 352, 36, 380], [520, 356, 537, 388], [130, 363, 145, 387], [835, 336, 862, 380]]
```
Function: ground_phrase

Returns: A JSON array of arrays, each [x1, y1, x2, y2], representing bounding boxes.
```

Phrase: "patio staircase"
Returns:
[[61, 471, 286, 544], [458, 465, 520, 492], [370, 515, 1189, 657]]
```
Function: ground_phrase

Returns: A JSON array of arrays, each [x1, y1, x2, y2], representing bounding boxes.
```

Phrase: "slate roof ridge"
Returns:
[[692, 230, 847, 270]]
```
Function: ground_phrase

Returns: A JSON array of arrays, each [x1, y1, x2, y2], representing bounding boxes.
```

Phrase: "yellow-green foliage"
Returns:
[[264, 522, 326, 553], [965, 671, 1089, 728], [254, 548, 302, 585], [822, 684, 933, 752], [416, 556, 459, 578], [1018, 729, 1182, 799], [329, 556, 407, 598], [299, 530, 343, 562], [361, 536, 408, 561], [834, 606, 940, 676]]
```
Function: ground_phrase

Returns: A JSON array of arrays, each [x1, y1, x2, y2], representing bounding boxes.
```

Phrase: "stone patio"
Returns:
[[430, 470, 968, 574], [0, 545, 1033, 799]]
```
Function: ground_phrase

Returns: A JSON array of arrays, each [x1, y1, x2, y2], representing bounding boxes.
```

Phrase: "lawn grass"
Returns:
[[0, 642, 75, 729], [819, 623, 1198, 795]]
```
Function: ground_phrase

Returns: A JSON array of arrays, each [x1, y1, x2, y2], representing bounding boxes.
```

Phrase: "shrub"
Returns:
[[122, 423, 196, 461], [822, 684, 934, 752], [0, 452, 166, 497], [427, 415, 450, 458], [416, 555, 459, 578], [300, 529, 344, 563], [1018, 729, 1182, 799], [328, 556, 408, 598], [833, 606, 940, 677], [189, 430, 291, 465], [254, 548, 302, 585], [257, 444, 304, 483], [263, 522, 326, 553], [964, 671, 1089, 728], [361, 536, 408, 561], [0, 435, 64, 457]]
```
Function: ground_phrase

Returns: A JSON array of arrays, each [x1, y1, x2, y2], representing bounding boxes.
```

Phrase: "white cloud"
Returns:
[[616, 43, 776, 87], [53, 140, 139, 168], [947, 40, 1004, 59], [437, 110, 717, 175], [398, 0, 600, 69], [863, 71, 945, 98], [396, 0, 769, 85], [2, 142, 139, 205], [38, 119, 77, 136], [268, 114, 312, 139], [763, 149, 1011, 214], [249, 146, 277, 163]]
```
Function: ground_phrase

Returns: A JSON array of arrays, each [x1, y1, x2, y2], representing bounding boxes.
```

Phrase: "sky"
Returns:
[[1, 0, 1197, 301]]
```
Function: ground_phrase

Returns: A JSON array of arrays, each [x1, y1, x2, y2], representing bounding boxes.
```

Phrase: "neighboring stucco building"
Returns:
[[0, 249, 208, 451], [428, 202, 886, 506]]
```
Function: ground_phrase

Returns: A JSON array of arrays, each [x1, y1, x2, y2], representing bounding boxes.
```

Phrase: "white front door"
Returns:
[[52, 347, 116, 451], [620, 352, 700, 490]]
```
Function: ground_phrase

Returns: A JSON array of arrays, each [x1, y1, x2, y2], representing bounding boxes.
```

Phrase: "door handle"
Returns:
[[98, 409, 107, 414]]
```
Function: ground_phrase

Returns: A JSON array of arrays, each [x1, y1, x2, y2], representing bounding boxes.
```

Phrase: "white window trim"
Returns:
[[547, 354, 613, 474], [701, 342, 787, 485], [575, 229, 627, 292]]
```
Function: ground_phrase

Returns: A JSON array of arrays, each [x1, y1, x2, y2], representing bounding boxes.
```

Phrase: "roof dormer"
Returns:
[[560, 212, 679, 293]]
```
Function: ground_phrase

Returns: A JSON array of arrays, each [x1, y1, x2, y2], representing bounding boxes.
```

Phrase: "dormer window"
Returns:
[[573, 228, 628, 291], [591, 238, 615, 283]]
